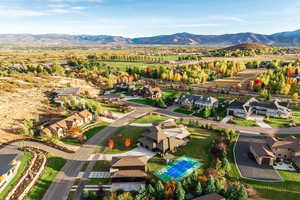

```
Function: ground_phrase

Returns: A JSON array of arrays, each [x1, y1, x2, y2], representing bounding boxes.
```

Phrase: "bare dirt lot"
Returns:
[[0, 75, 96, 144], [201, 68, 267, 89]]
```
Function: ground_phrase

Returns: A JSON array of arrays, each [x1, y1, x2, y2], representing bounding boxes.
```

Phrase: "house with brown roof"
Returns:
[[40, 110, 93, 138], [138, 121, 191, 153], [110, 156, 148, 191], [251, 136, 300, 168], [192, 193, 225, 200], [131, 85, 162, 99]]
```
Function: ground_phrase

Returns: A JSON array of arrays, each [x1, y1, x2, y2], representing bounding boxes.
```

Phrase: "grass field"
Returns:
[[61, 122, 109, 146], [102, 126, 146, 154], [0, 152, 33, 200], [100, 61, 161, 71], [147, 127, 216, 173], [231, 118, 257, 127], [133, 113, 169, 124], [25, 155, 66, 200], [174, 108, 194, 115], [128, 98, 154, 106]]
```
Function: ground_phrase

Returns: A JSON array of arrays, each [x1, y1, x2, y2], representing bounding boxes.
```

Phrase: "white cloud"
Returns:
[[48, 0, 105, 2], [209, 16, 245, 22], [47, 4, 67, 8], [49, 8, 72, 14], [71, 6, 88, 10], [173, 23, 222, 28], [0, 7, 46, 17]]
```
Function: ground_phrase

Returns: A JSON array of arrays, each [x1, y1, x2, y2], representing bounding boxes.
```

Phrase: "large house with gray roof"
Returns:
[[176, 94, 218, 110], [227, 97, 291, 119]]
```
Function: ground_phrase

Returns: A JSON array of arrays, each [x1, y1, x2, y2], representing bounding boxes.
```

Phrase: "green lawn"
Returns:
[[0, 152, 33, 200], [92, 160, 111, 171], [163, 91, 176, 98], [100, 61, 161, 71], [264, 118, 290, 128], [240, 171, 300, 200], [128, 98, 154, 106], [61, 122, 109, 146], [231, 118, 257, 127], [102, 126, 146, 154], [147, 127, 216, 173], [133, 113, 169, 124], [227, 134, 300, 200], [25, 155, 66, 200], [174, 108, 194, 115]]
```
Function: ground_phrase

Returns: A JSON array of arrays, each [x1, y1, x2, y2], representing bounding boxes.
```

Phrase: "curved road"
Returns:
[[5, 103, 300, 200]]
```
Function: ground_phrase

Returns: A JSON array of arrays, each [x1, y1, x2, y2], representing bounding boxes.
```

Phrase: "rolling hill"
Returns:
[[1, 29, 300, 46]]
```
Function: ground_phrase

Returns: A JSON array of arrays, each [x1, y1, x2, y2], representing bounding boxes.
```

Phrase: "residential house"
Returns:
[[110, 156, 148, 191], [227, 97, 291, 119], [114, 82, 134, 92], [250, 142, 275, 165], [52, 87, 81, 98], [177, 94, 218, 110], [0, 149, 23, 192], [139, 121, 191, 153], [40, 110, 93, 138], [250, 136, 300, 168], [192, 193, 225, 200], [131, 85, 162, 99]]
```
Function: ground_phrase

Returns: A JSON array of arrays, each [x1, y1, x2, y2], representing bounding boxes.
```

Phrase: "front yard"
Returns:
[[61, 122, 109, 146], [102, 126, 146, 154], [231, 117, 257, 127], [147, 127, 217, 173], [133, 113, 169, 124], [25, 155, 66, 200]]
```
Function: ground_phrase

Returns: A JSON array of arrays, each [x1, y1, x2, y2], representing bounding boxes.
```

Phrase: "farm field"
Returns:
[[199, 68, 268, 89]]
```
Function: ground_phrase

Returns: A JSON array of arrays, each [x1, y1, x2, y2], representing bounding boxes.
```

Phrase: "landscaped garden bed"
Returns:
[[173, 108, 194, 115], [25, 155, 66, 200]]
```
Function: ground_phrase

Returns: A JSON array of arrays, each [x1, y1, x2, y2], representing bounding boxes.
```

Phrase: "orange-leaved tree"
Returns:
[[108, 139, 114, 150], [124, 138, 131, 147]]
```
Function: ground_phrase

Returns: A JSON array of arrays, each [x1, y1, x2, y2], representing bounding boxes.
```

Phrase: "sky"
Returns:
[[1, 0, 300, 37]]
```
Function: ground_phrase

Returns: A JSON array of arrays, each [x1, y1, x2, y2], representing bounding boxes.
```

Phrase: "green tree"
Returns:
[[205, 175, 216, 194], [155, 180, 165, 199], [147, 184, 155, 196], [176, 182, 185, 200], [194, 181, 202, 196], [203, 107, 212, 118]]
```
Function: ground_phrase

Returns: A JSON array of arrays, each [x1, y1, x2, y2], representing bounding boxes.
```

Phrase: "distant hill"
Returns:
[[221, 43, 270, 51], [1, 29, 300, 46]]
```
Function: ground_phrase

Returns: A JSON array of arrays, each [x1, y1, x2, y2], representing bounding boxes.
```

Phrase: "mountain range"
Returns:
[[1, 29, 300, 46]]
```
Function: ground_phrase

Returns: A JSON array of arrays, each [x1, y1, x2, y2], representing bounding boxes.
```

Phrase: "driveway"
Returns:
[[234, 133, 282, 182]]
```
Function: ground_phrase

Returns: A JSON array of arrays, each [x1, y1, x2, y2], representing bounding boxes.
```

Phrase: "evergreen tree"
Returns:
[[205, 175, 216, 194], [194, 181, 202, 197], [147, 184, 155, 196], [176, 182, 185, 200], [155, 180, 165, 199], [237, 185, 248, 200]]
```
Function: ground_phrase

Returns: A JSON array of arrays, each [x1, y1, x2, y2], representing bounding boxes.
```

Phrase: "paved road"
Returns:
[[42, 107, 155, 200], [234, 134, 282, 182], [154, 108, 300, 135]]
